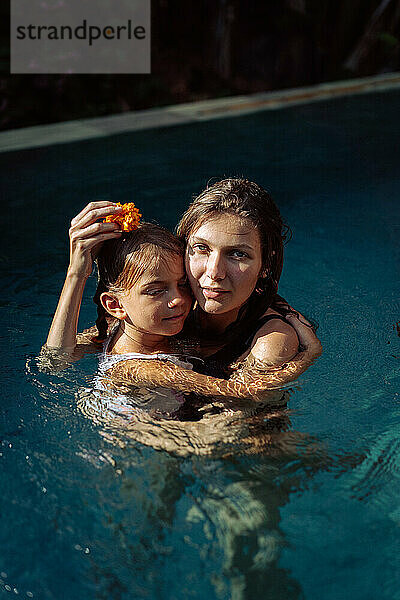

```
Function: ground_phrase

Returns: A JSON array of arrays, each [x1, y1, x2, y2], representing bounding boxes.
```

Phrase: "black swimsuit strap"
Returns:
[[207, 313, 291, 366], [247, 313, 289, 330]]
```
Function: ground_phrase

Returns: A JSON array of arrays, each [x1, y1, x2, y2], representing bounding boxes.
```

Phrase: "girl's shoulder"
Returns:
[[74, 326, 104, 357], [238, 308, 299, 367]]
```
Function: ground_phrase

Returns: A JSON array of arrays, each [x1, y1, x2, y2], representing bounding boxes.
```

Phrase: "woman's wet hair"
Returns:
[[93, 223, 184, 341], [176, 178, 291, 312]]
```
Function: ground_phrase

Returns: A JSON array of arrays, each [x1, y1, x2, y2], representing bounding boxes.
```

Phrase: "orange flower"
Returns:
[[103, 202, 142, 232]]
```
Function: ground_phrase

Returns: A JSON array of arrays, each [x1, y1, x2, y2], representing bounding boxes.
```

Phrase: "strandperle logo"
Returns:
[[11, 0, 150, 74], [15, 20, 146, 47]]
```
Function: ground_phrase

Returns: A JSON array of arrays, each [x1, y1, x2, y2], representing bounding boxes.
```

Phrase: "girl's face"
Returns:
[[119, 253, 192, 336], [185, 213, 263, 323]]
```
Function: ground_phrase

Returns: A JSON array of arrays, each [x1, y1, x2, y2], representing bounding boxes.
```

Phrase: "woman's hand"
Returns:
[[68, 201, 123, 280]]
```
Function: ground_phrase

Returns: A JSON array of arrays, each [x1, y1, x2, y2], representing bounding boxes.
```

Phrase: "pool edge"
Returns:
[[1, 72, 400, 153]]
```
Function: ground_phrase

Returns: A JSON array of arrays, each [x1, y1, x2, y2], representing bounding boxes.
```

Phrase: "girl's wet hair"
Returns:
[[93, 222, 184, 341], [176, 178, 291, 313]]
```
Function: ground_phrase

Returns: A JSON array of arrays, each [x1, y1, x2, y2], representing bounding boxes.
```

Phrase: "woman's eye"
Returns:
[[230, 250, 248, 258], [145, 289, 164, 296]]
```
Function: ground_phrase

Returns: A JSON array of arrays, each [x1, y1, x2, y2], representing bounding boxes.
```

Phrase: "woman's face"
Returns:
[[185, 213, 263, 322]]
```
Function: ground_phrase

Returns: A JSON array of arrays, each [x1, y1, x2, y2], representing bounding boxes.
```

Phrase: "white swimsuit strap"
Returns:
[[100, 324, 199, 372], [100, 352, 192, 371]]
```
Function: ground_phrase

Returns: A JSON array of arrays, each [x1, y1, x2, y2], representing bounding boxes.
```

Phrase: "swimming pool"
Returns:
[[1, 87, 399, 599]]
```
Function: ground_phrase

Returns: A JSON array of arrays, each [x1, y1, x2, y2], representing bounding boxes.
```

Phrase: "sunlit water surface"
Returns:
[[1, 89, 399, 599]]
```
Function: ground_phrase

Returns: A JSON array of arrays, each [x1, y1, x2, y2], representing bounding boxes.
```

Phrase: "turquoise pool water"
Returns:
[[1, 89, 399, 599]]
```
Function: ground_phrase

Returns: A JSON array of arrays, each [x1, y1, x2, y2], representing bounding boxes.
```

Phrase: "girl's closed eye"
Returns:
[[144, 287, 165, 297]]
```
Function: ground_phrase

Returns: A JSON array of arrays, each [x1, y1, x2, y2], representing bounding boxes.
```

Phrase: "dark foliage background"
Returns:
[[1, 0, 399, 131]]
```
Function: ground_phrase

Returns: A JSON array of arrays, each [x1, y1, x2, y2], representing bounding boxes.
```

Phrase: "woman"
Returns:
[[46, 178, 321, 402], [177, 177, 306, 370]]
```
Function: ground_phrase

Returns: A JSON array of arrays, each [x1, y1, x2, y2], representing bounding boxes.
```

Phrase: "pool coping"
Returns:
[[1, 71, 400, 153]]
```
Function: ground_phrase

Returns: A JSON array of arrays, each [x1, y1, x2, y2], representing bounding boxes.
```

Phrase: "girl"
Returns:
[[46, 206, 198, 416], [46, 203, 192, 357]]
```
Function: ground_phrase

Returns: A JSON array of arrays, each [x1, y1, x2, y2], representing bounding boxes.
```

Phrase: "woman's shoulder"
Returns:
[[242, 308, 299, 366]]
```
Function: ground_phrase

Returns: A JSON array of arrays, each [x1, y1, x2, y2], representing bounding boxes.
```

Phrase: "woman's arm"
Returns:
[[105, 315, 322, 403], [45, 201, 123, 354]]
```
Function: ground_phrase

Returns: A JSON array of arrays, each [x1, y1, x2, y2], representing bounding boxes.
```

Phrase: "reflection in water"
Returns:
[[83, 439, 327, 599], [181, 459, 307, 599], [76, 384, 330, 599], [29, 357, 330, 599]]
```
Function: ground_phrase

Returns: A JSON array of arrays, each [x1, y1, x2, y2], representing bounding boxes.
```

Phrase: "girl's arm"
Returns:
[[106, 315, 322, 403], [45, 201, 123, 354]]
